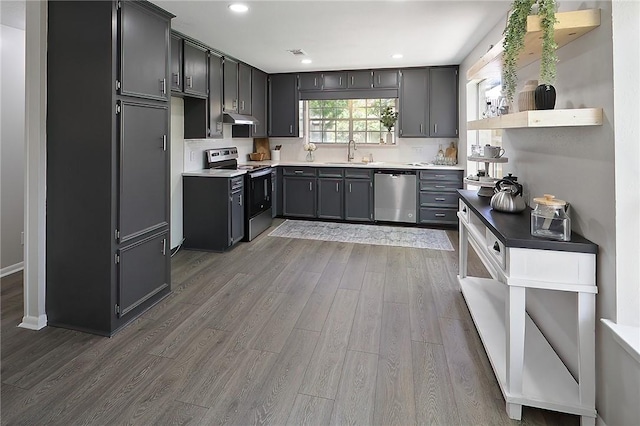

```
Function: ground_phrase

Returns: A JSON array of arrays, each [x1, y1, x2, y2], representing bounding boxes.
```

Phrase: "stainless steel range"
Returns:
[[205, 147, 273, 241]]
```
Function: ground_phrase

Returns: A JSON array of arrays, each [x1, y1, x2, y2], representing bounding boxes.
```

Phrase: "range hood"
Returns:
[[223, 112, 258, 125]]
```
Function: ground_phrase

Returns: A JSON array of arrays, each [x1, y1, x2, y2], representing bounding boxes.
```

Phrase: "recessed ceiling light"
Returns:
[[392, 53, 404, 59], [301, 59, 312, 64], [229, 3, 248, 13]]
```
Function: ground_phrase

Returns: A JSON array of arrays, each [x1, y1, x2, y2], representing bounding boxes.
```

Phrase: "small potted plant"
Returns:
[[502, 0, 557, 109], [380, 106, 399, 144]]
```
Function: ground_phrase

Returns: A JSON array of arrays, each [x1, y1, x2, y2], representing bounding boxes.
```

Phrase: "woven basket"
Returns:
[[249, 152, 266, 161]]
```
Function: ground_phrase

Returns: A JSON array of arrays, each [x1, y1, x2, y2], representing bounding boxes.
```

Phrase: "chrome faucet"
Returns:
[[347, 139, 357, 162]]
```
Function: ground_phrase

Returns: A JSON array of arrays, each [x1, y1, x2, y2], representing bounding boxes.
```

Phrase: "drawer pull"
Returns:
[[434, 174, 446, 178], [493, 241, 501, 253], [435, 197, 446, 201], [435, 185, 445, 188], [294, 170, 304, 174], [435, 213, 446, 217]]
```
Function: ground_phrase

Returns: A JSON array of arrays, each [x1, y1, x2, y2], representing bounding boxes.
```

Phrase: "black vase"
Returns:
[[534, 84, 556, 110]]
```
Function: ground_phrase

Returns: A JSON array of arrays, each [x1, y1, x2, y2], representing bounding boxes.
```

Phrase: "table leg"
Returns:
[[506, 285, 526, 408]]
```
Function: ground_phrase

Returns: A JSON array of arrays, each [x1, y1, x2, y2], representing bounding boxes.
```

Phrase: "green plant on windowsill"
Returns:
[[502, 0, 558, 103], [380, 106, 399, 132]]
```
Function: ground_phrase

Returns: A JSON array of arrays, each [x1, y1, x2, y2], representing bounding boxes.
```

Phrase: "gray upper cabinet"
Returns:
[[251, 69, 268, 138], [269, 73, 299, 137], [224, 57, 239, 112], [170, 34, 182, 92], [119, 1, 170, 101], [298, 73, 322, 91], [118, 101, 168, 242], [399, 68, 428, 137], [373, 69, 399, 88], [322, 72, 347, 90], [208, 52, 224, 138], [347, 71, 373, 89], [183, 40, 208, 98], [238, 62, 252, 115], [429, 67, 459, 137]]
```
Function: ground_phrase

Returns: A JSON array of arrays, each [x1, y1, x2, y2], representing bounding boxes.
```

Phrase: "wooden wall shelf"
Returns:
[[467, 9, 601, 81], [467, 108, 603, 130]]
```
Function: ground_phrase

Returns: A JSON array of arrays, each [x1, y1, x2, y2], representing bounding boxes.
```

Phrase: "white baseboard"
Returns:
[[1, 261, 24, 278], [19, 314, 47, 330]]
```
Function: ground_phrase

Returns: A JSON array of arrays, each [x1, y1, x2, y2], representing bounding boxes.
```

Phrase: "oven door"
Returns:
[[247, 168, 272, 218]]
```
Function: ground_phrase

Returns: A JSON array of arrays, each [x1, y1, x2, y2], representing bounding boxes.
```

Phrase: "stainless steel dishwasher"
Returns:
[[374, 170, 417, 223]]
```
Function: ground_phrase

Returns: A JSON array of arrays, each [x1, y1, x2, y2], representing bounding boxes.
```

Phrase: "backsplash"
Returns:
[[182, 127, 254, 171], [267, 137, 459, 164]]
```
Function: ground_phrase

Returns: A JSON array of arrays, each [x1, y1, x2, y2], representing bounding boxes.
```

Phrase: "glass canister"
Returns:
[[531, 194, 571, 241]]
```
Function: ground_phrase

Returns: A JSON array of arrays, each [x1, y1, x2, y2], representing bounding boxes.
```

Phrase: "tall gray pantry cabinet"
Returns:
[[46, 1, 173, 336]]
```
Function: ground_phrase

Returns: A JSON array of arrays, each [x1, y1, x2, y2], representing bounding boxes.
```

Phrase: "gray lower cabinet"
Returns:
[[318, 178, 344, 219], [183, 40, 208, 98], [271, 169, 279, 218], [345, 178, 373, 221], [283, 176, 316, 218], [183, 176, 244, 251], [429, 67, 459, 137], [269, 74, 299, 137], [46, 0, 172, 336], [418, 169, 463, 225]]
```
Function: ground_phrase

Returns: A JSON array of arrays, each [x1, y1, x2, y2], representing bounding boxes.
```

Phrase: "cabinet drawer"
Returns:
[[419, 181, 461, 192], [282, 167, 316, 177], [485, 229, 506, 270], [317, 168, 344, 178], [419, 192, 458, 208], [419, 208, 458, 224], [418, 170, 462, 181], [459, 199, 470, 223], [230, 176, 244, 191], [344, 168, 372, 179]]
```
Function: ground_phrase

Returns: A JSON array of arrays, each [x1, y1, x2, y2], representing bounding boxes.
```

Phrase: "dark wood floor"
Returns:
[[1, 222, 579, 425]]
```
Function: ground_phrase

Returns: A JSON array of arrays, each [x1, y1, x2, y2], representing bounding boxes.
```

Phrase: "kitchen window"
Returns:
[[302, 98, 398, 144]]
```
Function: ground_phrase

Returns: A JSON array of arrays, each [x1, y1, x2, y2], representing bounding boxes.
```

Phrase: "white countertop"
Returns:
[[183, 161, 464, 178], [240, 160, 465, 171], [182, 169, 247, 178]]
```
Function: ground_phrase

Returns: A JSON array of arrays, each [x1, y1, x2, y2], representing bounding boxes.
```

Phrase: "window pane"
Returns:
[[336, 132, 350, 143], [324, 121, 336, 131], [336, 121, 349, 131], [352, 108, 366, 119], [309, 121, 322, 131], [324, 132, 335, 143], [309, 100, 322, 108], [353, 132, 366, 143], [368, 120, 381, 131], [353, 120, 366, 131], [310, 132, 323, 143], [309, 108, 322, 119]]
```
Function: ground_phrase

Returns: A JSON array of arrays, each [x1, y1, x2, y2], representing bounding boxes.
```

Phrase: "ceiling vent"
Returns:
[[287, 49, 307, 57]]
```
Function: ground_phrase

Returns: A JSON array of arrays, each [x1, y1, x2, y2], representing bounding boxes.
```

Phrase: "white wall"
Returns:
[[459, 2, 639, 423], [1, 23, 26, 273]]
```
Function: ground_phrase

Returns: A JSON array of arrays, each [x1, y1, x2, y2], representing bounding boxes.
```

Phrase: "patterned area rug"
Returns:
[[268, 220, 454, 251]]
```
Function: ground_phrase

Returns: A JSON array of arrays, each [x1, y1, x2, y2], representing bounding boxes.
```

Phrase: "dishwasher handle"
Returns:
[[374, 169, 417, 176]]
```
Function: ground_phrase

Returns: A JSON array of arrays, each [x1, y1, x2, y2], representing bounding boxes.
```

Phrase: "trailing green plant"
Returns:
[[380, 106, 399, 132], [502, 0, 557, 102], [538, 0, 558, 86]]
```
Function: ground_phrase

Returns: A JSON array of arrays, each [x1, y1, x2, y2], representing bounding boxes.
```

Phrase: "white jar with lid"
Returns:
[[530, 194, 571, 241]]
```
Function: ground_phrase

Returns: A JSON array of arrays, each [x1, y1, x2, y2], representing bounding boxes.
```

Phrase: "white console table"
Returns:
[[457, 190, 598, 425]]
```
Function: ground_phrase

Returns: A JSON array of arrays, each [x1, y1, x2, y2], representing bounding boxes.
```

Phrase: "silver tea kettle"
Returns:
[[490, 177, 526, 213]]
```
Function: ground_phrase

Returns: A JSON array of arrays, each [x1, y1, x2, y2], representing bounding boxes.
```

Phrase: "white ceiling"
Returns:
[[153, 0, 512, 74]]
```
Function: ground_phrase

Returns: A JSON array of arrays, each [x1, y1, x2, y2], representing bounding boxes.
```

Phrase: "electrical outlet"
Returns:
[[21, 231, 24, 245]]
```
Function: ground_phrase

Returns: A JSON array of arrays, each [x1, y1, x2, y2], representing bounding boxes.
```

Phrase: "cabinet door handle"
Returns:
[[160, 78, 166, 95], [241, 100, 245, 111], [435, 213, 446, 217], [435, 197, 446, 201], [378, 74, 381, 85], [233, 99, 237, 110], [435, 185, 445, 188], [434, 123, 438, 134], [350, 76, 354, 86], [289, 124, 293, 134], [254, 124, 257, 133], [239, 195, 242, 206], [173, 72, 180, 86], [162, 135, 167, 151], [187, 76, 193, 88], [419, 124, 423, 133], [309, 182, 312, 191], [339, 76, 343, 86], [336, 182, 339, 192], [161, 238, 166, 255], [349, 183, 352, 193], [294, 170, 303, 174]]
